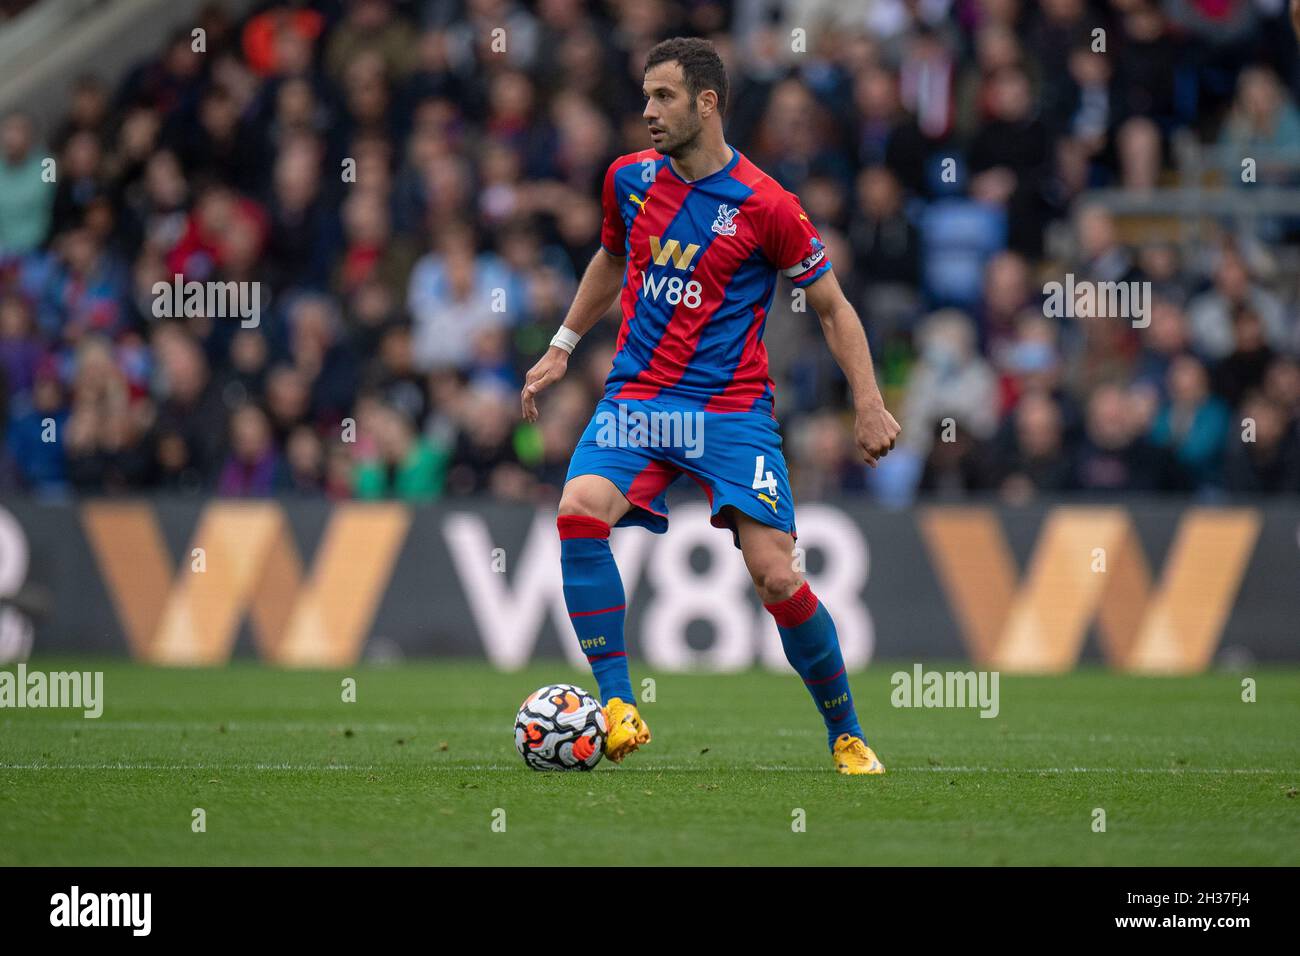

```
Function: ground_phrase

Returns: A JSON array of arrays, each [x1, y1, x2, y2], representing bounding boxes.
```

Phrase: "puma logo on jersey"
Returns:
[[630, 193, 648, 212], [648, 235, 700, 270], [757, 492, 779, 512]]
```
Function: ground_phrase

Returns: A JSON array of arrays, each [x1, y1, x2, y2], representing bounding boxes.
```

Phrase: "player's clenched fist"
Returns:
[[520, 347, 569, 422], [854, 401, 901, 468]]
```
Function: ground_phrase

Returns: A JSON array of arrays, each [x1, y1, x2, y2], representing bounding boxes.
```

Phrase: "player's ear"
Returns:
[[698, 88, 718, 119]]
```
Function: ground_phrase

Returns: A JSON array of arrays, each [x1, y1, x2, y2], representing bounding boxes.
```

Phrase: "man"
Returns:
[[0, 111, 54, 256], [520, 38, 900, 774]]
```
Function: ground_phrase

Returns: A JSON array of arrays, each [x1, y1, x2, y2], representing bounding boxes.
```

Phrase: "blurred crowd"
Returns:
[[2, 0, 1300, 506], [0, 1, 42, 22]]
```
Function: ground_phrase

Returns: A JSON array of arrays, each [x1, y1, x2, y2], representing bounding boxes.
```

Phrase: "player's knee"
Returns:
[[558, 483, 616, 525], [751, 564, 802, 606]]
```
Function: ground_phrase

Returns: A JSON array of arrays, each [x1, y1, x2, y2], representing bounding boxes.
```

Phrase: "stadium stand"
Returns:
[[1, 0, 1299, 505]]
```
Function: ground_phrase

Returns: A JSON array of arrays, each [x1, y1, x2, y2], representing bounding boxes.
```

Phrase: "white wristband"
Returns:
[[550, 327, 581, 354]]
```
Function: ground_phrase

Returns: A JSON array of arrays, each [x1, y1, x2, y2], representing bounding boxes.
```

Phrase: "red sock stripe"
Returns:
[[764, 581, 819, 628], [569, 603, 625, 618], [804, 665, 846, 687], [557, 515, 611, 540], [586, 650, 627, 662]]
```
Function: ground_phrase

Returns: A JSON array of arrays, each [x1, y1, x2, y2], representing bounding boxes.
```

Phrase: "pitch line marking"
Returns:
[[0, 763, 1292, 775], [0, 720, 434, 732]]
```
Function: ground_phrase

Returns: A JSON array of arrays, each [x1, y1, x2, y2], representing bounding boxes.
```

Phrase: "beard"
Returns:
[[653, 110, 703, 157]]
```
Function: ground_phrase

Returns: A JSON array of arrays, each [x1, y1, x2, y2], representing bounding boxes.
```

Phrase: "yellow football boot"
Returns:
[[602, 698, 651, 762], [833, 733, 885, 775]]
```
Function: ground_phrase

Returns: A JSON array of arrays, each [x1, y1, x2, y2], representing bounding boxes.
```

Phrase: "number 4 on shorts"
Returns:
[[752, 455, 778, 495]]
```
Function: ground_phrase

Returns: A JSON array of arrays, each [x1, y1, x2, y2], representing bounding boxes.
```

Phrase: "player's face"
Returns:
[[642, 62, 703, 156]]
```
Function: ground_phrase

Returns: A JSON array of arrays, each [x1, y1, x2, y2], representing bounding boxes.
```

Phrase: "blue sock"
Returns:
[[765, 583, 864, 751], [558, 515, 633, 705]]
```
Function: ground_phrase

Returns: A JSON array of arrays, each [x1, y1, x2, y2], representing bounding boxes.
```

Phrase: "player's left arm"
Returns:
[[764, 189, 900, 465], [804, 270, 901, 467]]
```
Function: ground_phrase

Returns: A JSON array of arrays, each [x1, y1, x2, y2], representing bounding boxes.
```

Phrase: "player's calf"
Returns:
[[558, 513, 633, 706], [734, 513, 879, 766], [762, 579, 880, 771], [762, 581, 861, 743], [557, 475, 645, 763]]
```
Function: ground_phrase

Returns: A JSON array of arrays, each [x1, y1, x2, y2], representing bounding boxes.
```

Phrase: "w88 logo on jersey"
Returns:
[[641, 271, 703, 309]]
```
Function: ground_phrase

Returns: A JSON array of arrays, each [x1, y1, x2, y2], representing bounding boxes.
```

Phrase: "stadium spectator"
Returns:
[[918, 419, 989, 497], [996, 313, 1075, 426], [286, 293, 359, 428], [1112, 3, 1180, 132], [263, 363, 311, 444], [848, 165, 921, 337], [264, 132, 337, 290], [851, 63, 932, 198], [1134, 297, 1192, 399], [5, 361, 68, 495], [976, 251, 1035, 364], [900, 309, 999, 461], [279, 423, 327, 495], [152, 324, 228, 489], [0, 294, 45, 401], [36, 228, 129, 346], [791, 410, 869, 500], [63, 336, 149, 494], [50, 131, 105, 240], [1186, 246, 1289, 360], [1073, 382, 1173, 492], [1150, 354, 1232, 490], [967, 65, 1052, 257], [444, 382, 528, 498], [353, 398, 446, 502], [991, 390, 1074, 501], [406, 221, 511, 373], [0, 111, 54, 257], [1218, 65, 1300, 187], [1263, 355, 1300, 420], [217, 402, 282, 496], [1222, 392, 1300, 494], [334, 189, 417, 300], [1213, 305, 1276, 409], [120, 150, 190, 264]]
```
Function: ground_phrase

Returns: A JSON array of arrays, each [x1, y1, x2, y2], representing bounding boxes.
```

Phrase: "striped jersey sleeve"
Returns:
[[600, 159, 628, 255], [763, 189, 830, 287]]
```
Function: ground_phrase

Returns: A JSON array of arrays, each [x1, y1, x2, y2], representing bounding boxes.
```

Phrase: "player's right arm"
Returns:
[[522, 158, 632, 422], [520, 247, 625, 422]]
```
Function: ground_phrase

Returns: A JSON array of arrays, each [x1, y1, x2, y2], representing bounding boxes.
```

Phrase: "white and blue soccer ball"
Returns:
[[514, 683, 607, 771]]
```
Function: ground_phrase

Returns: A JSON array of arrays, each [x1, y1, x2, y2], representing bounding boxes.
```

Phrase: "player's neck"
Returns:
[[668, 137, 733, 184]]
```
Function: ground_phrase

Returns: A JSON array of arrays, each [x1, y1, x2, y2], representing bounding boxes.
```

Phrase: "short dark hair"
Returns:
[[644, 37, 728, 116]]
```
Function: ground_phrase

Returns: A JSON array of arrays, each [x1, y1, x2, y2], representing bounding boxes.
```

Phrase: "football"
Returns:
[[514, 684, 608, 771]]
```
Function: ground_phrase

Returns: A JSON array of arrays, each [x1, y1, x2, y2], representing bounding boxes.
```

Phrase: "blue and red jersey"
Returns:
[[599, 146, 831, 415]]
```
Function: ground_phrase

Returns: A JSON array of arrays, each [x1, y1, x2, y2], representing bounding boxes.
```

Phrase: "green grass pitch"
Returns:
[[1, 660, 1296, 866]]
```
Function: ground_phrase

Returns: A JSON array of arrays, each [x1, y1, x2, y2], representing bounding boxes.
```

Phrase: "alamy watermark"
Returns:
[[594, 403, 705, 459], [890, 664, 999, 718], [50, 886, 150, 935], [152, 274, 261, 328], [1043, 274, 1151, 328], [0, 663, 103, 718]]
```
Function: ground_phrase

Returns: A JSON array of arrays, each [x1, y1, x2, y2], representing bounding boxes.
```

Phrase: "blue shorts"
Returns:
[[565, 397, 796, 547]]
